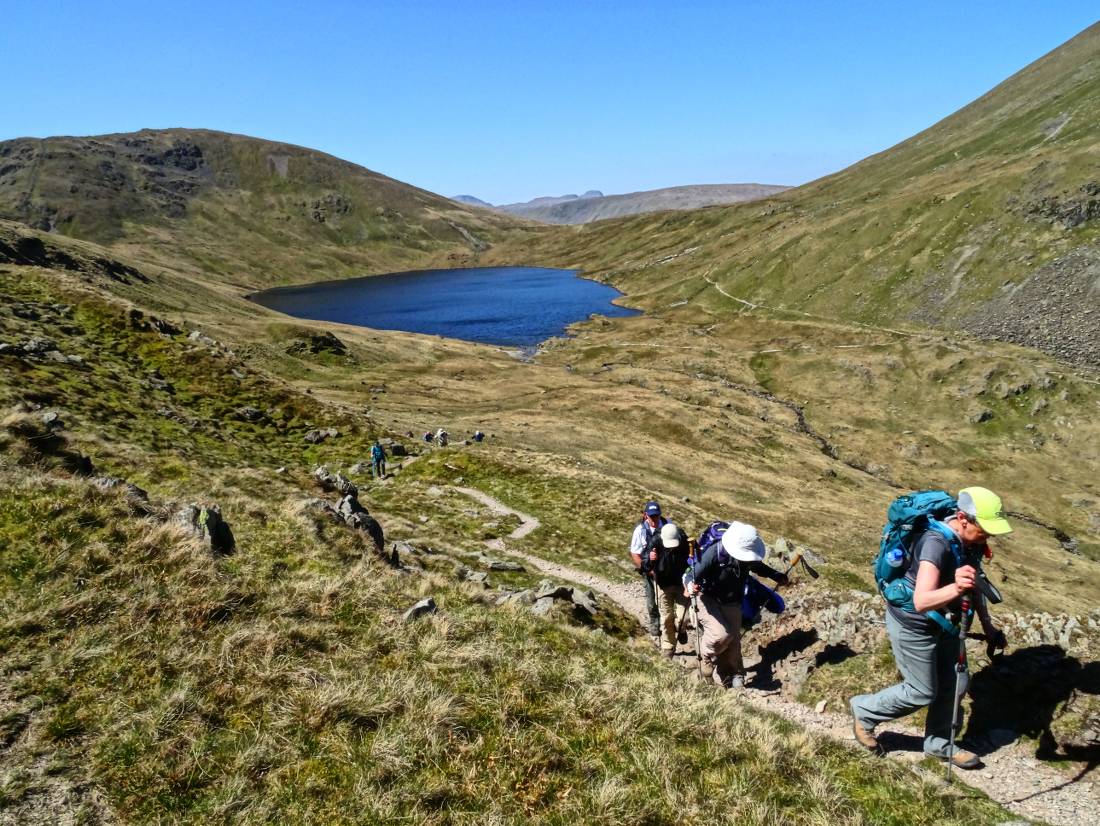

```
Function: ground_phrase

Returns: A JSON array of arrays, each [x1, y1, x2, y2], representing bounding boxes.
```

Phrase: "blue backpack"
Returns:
[[694, 521, 729, 559], [875, 490, 963, 631]]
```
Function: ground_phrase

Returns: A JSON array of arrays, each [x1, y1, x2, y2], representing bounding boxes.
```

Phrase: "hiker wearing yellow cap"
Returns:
[[851, 486, 1011, 770]]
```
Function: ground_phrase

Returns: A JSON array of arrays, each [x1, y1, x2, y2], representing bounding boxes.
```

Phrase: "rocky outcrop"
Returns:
[[177, 503, 235, 555], [337, 495, 385, 552], [313, 465, 356, 496], [286, 332, 347, 356]]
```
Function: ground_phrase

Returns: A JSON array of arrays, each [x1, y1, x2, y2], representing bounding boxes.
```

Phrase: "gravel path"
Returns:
[[453, 486, 1100, 826]]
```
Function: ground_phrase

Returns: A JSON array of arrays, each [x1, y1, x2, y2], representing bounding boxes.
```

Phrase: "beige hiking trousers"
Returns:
[[697, 594, 744, 685], [655, 586, 689, 651]]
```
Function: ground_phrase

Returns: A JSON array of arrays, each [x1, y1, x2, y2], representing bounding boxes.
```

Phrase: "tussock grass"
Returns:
[[0, 458, 1015, 823], [0, 259, 1046, 824]]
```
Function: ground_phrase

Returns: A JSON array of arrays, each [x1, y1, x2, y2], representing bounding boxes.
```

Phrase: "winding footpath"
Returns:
[[454, 485, 1099, 826]]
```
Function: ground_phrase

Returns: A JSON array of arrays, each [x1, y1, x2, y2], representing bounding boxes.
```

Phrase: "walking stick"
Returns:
[[781, 550, 820, 580], [946, 592, 974, 783], [688, 540, 703, 675]]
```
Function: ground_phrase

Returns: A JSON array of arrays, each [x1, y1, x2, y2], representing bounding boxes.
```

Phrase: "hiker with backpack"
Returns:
[[684, 521, 788, 688], [370, 439, 387, 480], [850, 487, 1011, 770], [644, 522, 693, 658], [629, 500, 667, 640]]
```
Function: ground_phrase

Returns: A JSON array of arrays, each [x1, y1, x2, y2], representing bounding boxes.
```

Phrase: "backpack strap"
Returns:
[[922, 520, 972, 635]]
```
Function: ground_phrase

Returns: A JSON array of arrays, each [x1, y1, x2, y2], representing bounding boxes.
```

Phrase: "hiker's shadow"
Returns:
[[747, 628, 857, 691], [967, 644, 1100, 784]]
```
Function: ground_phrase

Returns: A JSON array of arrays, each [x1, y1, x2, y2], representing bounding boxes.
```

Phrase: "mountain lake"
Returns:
[[248, 266, 639, 347]]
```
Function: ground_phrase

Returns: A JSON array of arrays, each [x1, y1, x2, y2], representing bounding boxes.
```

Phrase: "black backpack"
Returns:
[[652, 529, 690, 588]]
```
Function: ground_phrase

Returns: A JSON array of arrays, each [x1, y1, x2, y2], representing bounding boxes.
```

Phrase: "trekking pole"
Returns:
[[946, 592, 974, 783], [781, 551, 802, 579], [781, 550, 820, 580], [687, 540, 703, 675]]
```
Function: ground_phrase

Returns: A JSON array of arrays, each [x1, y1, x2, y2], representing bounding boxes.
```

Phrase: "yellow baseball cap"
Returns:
[[958, 487, 1013, 535]]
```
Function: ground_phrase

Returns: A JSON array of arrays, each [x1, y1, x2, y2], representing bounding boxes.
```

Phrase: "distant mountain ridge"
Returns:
[[451, 183, 789, 224]]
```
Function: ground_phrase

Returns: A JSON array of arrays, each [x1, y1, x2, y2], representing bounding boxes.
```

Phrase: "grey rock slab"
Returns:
[[403, 597, 437, 622], [535, 581, 573, 601]]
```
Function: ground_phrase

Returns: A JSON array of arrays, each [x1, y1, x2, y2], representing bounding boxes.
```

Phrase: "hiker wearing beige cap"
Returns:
[[684, 521, 788, 688], [643, 522, 692, 658], [851, 486, 1011, 770]]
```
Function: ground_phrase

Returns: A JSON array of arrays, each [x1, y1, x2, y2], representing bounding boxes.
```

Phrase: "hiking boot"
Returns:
[[727, 675, 745, 690], [849, 699, 880, 753], [700, 661, 715, 680], [677, 629, 689, 645], [927, 748, 982, 770]]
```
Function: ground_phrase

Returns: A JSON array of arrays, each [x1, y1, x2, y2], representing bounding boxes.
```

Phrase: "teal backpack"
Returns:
[[875, 490, 963, 633]]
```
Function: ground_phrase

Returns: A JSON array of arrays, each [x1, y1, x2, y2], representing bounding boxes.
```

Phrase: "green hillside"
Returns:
[[0, 128, 534, 290], [3, 21, 1100, 825], [486, 22, 1100, 368]]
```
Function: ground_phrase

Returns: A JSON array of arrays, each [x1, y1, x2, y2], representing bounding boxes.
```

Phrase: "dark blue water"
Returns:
[[249, 266, 639, 347]]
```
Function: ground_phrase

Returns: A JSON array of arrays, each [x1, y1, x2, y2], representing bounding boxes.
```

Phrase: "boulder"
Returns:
[[338, 495, 384, 551], [571, 589, 599, 615], [535, 581, 573, 601], [488, 560, 525, 572], [303, 497, 342, 523], [177, 503, 235, 555], [403, 597, 437, 622], [495, 589, 536, 607], [235, 405, 265, 422], [91, 475, 149, 504], [304, 427, 340, 444], [286, 331, 347, 356], [187, 330, 218, 346], [314, 465, 357, 496], [389, 443, 408, 457]]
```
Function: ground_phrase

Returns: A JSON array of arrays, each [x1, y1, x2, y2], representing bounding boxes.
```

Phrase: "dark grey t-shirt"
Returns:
[[886, 529, 961, 633]]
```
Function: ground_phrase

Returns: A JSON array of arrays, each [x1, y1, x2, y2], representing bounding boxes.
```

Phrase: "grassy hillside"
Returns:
[[3, 22, 1100, 822], [0, 260, 1026, 824], [484, 22, 1100, 368], [0, 129, 536, 291]]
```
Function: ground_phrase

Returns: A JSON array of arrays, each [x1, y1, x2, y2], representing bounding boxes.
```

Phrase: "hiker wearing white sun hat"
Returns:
[[684, 521, 788, 688]]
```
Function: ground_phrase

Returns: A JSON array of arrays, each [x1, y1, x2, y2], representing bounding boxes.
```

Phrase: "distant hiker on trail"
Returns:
[[629, 500, 667, 640], [643, 522, 692, 658], [473, 430, 484, 443], [370, 439, 387, 480], [684, 521, 788, 689], [423, 431, 434, 444], [436, 428, 449, 446], [850, 487, 1011, 771]]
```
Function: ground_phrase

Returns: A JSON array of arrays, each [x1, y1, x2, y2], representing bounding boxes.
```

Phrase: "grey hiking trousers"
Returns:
[[850, 609, 967, 756]]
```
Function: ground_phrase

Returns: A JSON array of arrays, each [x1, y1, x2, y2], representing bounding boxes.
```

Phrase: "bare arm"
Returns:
[[912, 560, 976, 613]]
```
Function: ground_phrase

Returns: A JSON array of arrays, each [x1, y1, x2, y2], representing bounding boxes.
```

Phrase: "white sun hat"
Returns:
[[720, 521, 766, 562]]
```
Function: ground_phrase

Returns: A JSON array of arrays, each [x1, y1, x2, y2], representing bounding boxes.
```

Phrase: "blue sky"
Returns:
[[2, 2, 1096, 204]]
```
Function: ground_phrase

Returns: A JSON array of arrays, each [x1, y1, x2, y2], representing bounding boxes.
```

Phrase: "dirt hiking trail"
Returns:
[[454, 485, 1099, 826]]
